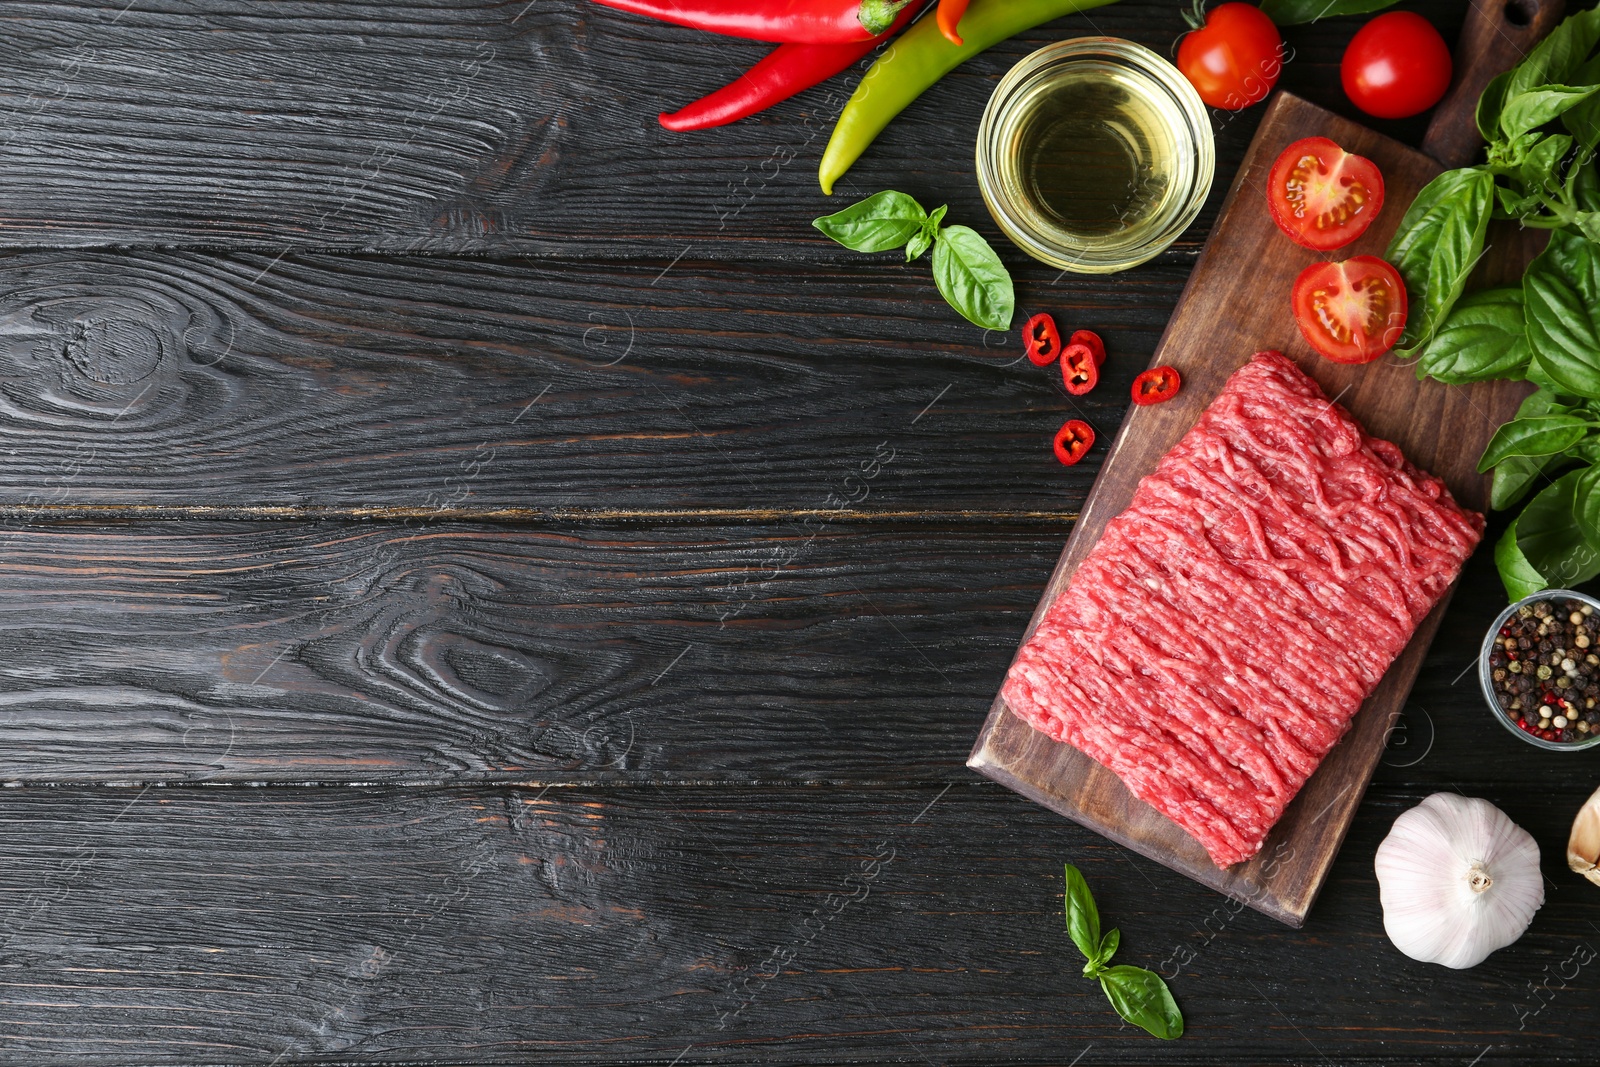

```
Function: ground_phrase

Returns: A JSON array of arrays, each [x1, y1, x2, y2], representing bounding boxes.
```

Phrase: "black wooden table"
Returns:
[[0, 1, 1590, 1063]]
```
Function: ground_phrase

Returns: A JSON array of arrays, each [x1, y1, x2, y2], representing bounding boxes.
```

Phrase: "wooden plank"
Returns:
[[0, 781, 1586, 1065], [970, 92, 1532, 927], [0, 520, 1060, 783], [0, 0, 1461, 255], [0, 510, 1564, 791], [0, 248, 1181, 513]]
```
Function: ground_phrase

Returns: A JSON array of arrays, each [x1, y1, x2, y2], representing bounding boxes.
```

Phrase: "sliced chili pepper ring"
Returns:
[[1132, 366, 1182, 405], [1069, 329, 1106, 368], [1053, 419, 1095, 466], [1061, 343, 1098, 395], [1024, 312, 1061, 366]]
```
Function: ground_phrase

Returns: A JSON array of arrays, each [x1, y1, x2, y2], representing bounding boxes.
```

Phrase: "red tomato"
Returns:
[[1053, 419, 1095, 466], [1341, 12, 1452, 120], [1291, 255, 1407, 364], [1266, 137, 1385, 251], [1176, 3, 1284, 111], [1060, 343, 1098, 395]]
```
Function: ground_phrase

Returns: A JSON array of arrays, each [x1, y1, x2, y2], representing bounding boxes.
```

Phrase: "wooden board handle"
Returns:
[[1421, 0, 1567, 168]]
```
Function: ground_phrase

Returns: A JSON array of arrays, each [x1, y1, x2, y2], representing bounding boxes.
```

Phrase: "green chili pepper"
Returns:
[[818, 0, 1122, 194]]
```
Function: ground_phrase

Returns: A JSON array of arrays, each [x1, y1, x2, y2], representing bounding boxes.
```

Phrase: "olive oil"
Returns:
[[976, 40, 1214, 274], [1012, 65, 1178, 242]]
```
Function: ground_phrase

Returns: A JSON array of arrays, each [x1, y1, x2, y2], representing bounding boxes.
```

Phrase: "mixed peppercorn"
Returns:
[[1488, 597, 1600, 744]]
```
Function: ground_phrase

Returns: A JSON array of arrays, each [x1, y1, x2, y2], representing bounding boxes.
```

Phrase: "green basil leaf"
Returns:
[[1574, 463, 1600, 548], [1478, 414, 1591, 472], [908, 204, 947, 260], [1488, 130, 1543, 171], [1562, 55, 1600, 149], [931, 224, 1014, 330], [1495, 184, 1544, 220], [1096, 927, 1121, 968], [1496, 512, 1551, 600], [1526, 229, 1600, 399], [1521, 134, 1573, 194], [1507, 8, 1600, 100], [1479, 70, 1515, 143], [1507, 469, 1600, 594], [1387, 168, 1494, 355], [1577, 210, 1600, 245], [1492, 389, 1580, 510], [1501, 85, 1600, 140], [812, 190, 928, 253], [1414, 285, 1531, 383], [1578, 162, 1600, 212], [1097, 966, 1184, 1040], [1256, 0, 1397, 25], [1493, 453, 1560, 511], [1062, 863, 1101, 963]]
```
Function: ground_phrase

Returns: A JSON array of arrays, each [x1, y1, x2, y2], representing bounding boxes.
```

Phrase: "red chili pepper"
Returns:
[[1069, 329, 1106, 368], [660, 0, 927, 131], [1132, 366, 1182, 405], [935, 0, 969, 45], [1053, 419, 1095, 466], [1061, 343, 1098, 396], [1023, 312, 1061, 366], [589, 0, 903, 43]]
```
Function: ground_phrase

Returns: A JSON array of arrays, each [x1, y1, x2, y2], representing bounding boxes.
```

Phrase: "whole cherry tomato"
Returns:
[[1176, 2, 1284, 111], [1266, 137, 1385, 251], [1291, 255, 1408, 364], [1341, 11, 1452, 120]]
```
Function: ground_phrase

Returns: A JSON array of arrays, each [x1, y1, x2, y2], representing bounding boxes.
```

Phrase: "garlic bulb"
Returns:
[[1568, 784, 1600, 886], [1373, 794, 1543, 969]]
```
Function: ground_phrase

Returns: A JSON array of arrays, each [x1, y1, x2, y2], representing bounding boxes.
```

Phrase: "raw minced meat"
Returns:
[[1002, 351, 1483, 867]]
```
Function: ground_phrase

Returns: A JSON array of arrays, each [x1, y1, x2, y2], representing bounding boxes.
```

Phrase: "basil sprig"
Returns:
[[1394, 7, 1600, 598], [814, 191, 1015, 331], [1062, 863, 1183, 1040]]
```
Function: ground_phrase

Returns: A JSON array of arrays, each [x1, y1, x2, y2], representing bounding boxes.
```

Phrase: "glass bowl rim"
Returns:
[[974, 35, 1215, 275]]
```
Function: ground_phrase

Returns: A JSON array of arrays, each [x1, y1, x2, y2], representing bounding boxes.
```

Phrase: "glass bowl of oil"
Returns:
[[976, 38, 1215, 274]]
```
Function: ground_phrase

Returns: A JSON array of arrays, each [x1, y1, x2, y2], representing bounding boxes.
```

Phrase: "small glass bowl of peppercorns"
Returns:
[[1481, 590, 1600, 751]]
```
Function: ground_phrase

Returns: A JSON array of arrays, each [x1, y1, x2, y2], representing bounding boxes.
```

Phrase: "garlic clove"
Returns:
[[1374, 794, 1543, 970], [1568, 784, 1600, 886]]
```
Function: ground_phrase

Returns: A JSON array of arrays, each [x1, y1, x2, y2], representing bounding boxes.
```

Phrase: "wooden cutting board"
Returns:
[[968, 0, 1566, 927]]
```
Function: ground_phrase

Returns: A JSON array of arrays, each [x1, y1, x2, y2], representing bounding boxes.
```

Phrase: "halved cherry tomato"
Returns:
[[1266, 137, 1385, 251], [1291, 255, 1407, 364], [1053, 419, 1095, 466], [1069, 329, 1106, 368], [1132, 366, 1182, 405], [1176, 2, 1283, 111], [1341, 11, 1452, 121], [1024, 312, 1061, 366], [1061, 343, 1098, 395]]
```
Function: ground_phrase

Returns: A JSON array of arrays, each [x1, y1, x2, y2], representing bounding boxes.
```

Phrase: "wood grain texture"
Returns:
[[0, 520, 1059, 783], [971, 92, 1534, 928], [0, 0, 1463, 256], [0, 248, 1182, 513], [1421, 0, 1568, 169], [0, 781, 1587, 1065]]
